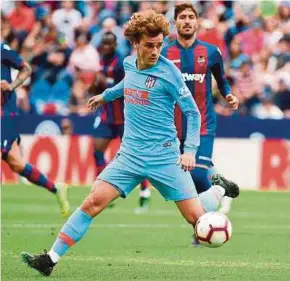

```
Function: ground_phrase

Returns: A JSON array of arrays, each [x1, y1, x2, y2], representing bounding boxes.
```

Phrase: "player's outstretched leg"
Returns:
[[208, 166, 239, 214], [21, 180, 120, 276], [5, 142, 70, 216], [135, 180, 151, 214], [175, 181, 239, 247], [190, 166, 211, 193], [211, 174, 239, 199]]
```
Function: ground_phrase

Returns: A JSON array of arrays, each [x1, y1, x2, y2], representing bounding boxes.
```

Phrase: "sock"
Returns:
[[199, 185, 225, 212], [49, 208, 93, 262], [20, 163, 57, 193], [190, 167, 211, 194], [208, 166, 218, 180], [94, 151, 106, 176]]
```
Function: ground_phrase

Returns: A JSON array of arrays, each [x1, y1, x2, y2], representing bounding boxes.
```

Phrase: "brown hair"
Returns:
[[124, 10, 170, 43], [174, 3, 198, 20]]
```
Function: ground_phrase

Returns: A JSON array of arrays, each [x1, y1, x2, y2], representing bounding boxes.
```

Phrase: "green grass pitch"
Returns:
[[1, 184, 290, 281]]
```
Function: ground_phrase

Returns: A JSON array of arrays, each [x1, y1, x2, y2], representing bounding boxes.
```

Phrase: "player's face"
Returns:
[[136, 33, 163, 69], [101, 38, 116, 56], [174, 8, 199, 39]]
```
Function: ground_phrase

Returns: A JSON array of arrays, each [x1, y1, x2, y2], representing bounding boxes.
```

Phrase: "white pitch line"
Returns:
[[102, 209, 290, 219], [2, 223, 290, 230], [50, 256, 290, 270]]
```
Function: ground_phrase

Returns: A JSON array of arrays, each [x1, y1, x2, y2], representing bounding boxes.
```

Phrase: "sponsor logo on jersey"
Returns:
[[124, 88, 150, 105], [182, 73, 206, 83], [197, 56, 206, 66], [145, 76, 157, 88]]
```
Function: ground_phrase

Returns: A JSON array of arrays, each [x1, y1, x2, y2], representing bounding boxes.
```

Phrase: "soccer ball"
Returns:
[[195, 212, 232, 248]]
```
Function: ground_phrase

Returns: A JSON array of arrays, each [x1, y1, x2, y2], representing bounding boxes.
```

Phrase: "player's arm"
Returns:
[[166, 69, 201, 171], [1, 44, 32, 92], [87, 79, 124, 111], [211, 47, 239, 110], [1, 62, 32, 92]]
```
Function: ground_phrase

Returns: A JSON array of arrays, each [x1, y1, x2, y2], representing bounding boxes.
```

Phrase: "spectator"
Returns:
[[52, 0, 82, 46], [8, 1, 35, 43], [68, 29, 101, 85], [1, 14, 19, 51], [274, 79, 290, 115], [68, 79, 90, 115], [235, 18, 266, 59], [91, 17, 130, 56], [231, 60, 261, 113], [252, 98, 284, 119]]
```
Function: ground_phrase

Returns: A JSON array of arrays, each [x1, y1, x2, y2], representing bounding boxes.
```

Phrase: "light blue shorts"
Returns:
[[98, 151, 198, 201]]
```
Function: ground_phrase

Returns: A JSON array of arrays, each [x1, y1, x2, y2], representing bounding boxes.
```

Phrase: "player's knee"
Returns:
[[81, 181, 116, 217], [191, 167, 211, 193]]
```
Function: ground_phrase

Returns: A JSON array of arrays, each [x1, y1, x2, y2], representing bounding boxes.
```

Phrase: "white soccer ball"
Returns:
[[195, 212, 232, 248]]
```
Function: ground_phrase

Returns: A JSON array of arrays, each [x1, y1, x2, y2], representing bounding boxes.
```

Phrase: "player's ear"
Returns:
[[197, 17, 201, 28], [173, 20, 176, 29]]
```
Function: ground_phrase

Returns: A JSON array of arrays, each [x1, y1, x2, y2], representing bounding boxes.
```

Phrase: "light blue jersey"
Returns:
[[99, 54, 201, 201], [102, 54, 201, 157]]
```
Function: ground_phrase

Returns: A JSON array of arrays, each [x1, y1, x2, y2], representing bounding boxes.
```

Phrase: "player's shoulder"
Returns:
[[123, 55, 137, 70], [196, 39, 220, 55], [156, 55, 182, 82], [162, 40, 178, 53]]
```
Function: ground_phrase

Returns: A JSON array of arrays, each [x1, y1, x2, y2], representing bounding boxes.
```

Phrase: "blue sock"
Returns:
[[190, 167, 211, 194], [51, 208, 93, 257], [199, 185, 225, 212], [20, 163, 57, 193]]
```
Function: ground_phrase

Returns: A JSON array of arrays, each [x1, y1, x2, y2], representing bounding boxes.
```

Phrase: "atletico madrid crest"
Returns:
[[145, 76, 157, 88], [197, 56, 206, 66]]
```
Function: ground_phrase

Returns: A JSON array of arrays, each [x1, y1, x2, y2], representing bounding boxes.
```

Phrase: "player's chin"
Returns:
[[180, 31, 194, 38], [148, 59, 158, 65]]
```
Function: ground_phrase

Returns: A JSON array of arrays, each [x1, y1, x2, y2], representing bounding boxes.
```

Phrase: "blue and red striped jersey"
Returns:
[[162, 39, 231, 138], [100, 52, 125, 125], [1, 43, 25, 116]]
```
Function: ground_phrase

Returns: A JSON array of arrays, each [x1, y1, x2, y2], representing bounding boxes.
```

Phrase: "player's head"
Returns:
[[124, 10, 170, 68], [100, 32, 117, 56], [174, 3, 199, 39]]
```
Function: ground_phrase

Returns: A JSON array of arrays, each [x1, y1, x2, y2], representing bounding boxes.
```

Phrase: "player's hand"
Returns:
[[87, 94, 105, 111], [177, 153, 195, 172], [226, 94, 239, 110], [1, 80, 13, 92]]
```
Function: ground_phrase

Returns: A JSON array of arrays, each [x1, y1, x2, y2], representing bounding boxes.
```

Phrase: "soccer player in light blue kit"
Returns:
[[21, 10, 239, 276]]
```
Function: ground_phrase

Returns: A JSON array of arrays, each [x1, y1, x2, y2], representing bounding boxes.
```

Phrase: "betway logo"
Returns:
[[182, 73, 205, 83]]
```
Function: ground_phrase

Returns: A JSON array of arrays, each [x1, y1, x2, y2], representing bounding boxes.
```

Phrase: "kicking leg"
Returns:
[[5, 141, 69, 216], [21, 180, 120, 276]]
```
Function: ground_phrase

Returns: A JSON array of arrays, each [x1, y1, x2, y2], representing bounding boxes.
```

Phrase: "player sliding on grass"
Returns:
[[21, 10, 239, 276], [1, 43, 69, 217]]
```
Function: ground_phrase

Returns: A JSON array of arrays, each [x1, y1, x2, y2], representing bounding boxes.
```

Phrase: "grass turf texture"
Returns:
[[2, 184, 290, 281]]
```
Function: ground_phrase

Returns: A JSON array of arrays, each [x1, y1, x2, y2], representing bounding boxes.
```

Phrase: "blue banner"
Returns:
[[2, 115, 290, 139]]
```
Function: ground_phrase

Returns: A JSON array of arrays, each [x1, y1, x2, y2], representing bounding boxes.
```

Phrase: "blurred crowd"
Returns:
[[1, 0, 290, 119]]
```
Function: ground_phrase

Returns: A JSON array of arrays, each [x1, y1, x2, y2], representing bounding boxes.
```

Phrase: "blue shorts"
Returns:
[[98, 151, 197, 201], [1, 118, 21, 160], [93, 117, 124, 139], [180, 135, 214, 168]]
